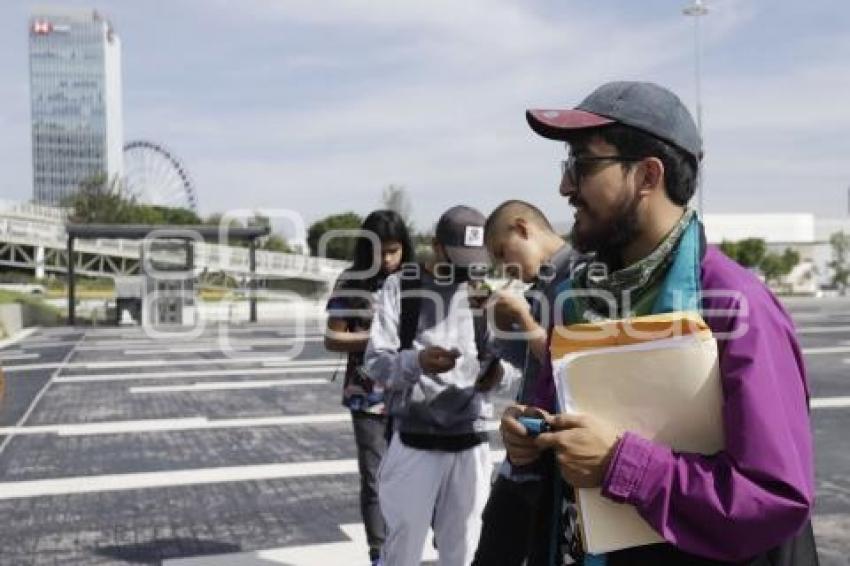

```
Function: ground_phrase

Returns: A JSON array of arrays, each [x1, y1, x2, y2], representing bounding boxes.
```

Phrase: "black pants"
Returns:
[[351, 411, 389, 556], [472, 458, 555, 566]]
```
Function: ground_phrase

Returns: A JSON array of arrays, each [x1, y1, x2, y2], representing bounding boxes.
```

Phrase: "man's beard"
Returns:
[[569, 190, 641, 265]]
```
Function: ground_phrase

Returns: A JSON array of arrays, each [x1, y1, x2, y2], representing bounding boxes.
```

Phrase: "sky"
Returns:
[[1, 0, 849, 237]]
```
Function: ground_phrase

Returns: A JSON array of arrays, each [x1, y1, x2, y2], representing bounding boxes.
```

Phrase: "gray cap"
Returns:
[[526, 81, 702, 162], [435, 205, 490, 267]]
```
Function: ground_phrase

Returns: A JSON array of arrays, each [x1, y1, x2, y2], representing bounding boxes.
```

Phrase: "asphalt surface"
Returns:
[[0, 297, 847, 565]]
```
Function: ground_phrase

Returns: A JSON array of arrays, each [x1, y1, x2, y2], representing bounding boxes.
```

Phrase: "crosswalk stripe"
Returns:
[[0, 413, 352, 436], [796, 325, 850, 334], [802, 346, 850, 355], [2, 356, 340, 373], [811, 396, 850, 409], [54, 364, 342, 383], [128, 378, 327, 393], [0, 415, 500, 437], [0, 450, 507, 500]]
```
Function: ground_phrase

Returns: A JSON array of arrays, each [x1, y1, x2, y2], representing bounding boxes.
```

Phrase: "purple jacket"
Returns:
[[538, 246, 815, 562]]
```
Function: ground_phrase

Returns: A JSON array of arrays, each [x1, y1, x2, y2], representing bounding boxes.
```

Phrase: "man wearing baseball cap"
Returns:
[[364, 205, 512, 565], [497, 82, 817, 564]]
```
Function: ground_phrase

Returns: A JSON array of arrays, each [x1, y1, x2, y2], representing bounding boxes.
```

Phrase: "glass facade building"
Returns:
[[29, 8, 123, 206]]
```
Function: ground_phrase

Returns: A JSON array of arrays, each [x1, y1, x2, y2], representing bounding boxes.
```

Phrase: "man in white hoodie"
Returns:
[[364, 205, 509, 566]]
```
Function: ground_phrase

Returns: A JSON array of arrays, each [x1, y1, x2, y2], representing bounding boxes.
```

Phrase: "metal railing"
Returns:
[[0, 210, 349, 281]]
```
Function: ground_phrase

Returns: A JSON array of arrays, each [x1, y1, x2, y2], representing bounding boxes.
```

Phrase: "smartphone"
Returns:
[[518, 416, 550, 437], [474, 355, 501, 388]]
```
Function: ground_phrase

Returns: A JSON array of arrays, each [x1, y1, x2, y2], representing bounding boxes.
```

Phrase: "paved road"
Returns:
[[0, 298, 848, 565]]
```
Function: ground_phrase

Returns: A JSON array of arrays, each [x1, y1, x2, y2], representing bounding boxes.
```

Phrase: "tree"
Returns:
[[65, 174, 133, 224], [244, 213, 292, 253], [734, 238, 767, 269], [262, 234, 292, 253], [722, 237, 801, 289], [719, 240, 738, 261], [157, 205, 201, 225], [782, 248, 801, 270], [719, 238, 765, 269], [829, 231, 850, 294], [247, 213, 270, 230], [760, 248, 800, 287], [307, 212, 363, 260], [204, 213, 244, 230], [66, 174, 201, 225]]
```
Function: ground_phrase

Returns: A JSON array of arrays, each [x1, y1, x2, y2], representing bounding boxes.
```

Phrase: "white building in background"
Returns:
[[703, 214, 850, 294], [29, 7, 123, 206]]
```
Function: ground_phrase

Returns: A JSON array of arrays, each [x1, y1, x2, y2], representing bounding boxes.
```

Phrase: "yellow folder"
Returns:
[[550, 311, 724, 554]]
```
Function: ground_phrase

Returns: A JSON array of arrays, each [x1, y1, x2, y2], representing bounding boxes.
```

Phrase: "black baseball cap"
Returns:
[[526, 81, 703, 162], [435, 205, 490, 267]]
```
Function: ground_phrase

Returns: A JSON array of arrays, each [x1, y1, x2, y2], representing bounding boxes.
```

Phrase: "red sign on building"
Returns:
[[32, 20, 53, 35]]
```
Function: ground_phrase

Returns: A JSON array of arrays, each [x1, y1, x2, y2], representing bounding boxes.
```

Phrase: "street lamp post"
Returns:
[[683, 0, 709, 216]]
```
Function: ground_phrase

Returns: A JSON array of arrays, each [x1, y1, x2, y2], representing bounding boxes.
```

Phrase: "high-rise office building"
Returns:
[[29, 7, 124, 206]]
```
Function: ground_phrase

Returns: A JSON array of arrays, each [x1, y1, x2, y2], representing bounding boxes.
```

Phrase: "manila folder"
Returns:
[[553, 332, 724, 554]]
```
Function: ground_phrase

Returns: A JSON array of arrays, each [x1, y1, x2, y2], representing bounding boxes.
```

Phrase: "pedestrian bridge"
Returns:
[[0, 203, 347, 287]]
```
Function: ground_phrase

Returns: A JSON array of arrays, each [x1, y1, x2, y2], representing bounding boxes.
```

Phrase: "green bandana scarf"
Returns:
[[573, 208, 697, 320]]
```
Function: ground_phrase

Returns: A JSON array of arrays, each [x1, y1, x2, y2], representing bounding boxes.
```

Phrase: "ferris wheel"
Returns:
[[122, 140, 199, 212]]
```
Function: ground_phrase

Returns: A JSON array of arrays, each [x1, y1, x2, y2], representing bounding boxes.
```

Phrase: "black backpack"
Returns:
[[397, 268, 488, 359]]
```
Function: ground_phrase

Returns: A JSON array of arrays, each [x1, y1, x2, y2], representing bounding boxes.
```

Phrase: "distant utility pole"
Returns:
[[683, 0, 709, 216]]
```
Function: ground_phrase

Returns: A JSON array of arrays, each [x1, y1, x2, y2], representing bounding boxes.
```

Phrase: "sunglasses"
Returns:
[[560, 154, 644, 187]]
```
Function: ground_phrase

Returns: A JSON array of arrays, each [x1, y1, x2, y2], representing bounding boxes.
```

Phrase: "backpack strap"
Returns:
[[398, 268, 488, 360], [398, 268, 422, 352], [472, 292, 488, 361]]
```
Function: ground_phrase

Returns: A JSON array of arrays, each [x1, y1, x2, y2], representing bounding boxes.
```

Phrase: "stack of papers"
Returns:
[[550, 312, 725, 554]]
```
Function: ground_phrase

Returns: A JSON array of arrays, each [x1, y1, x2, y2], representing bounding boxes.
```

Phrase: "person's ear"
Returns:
[[637, 157, 664, 196], [483, 234, 496, 257], [514, 217, 530, 240]]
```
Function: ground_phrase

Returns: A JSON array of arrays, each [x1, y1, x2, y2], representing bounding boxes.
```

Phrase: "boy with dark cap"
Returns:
[[364, 205, 513, 566]]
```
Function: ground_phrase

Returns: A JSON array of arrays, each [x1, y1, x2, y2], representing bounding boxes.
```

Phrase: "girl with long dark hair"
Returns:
[[324, 209, 414, 566]]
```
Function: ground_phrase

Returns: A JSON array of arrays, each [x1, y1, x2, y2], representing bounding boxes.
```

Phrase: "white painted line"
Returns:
[[0, 415, 498, 438], [19, 341, 79, 349], [0, 353, 39, 361], [129, 378, 327, 393], [802, 346, 850, 355], [78, 332, 321, 343], [811, 396, 850, 409], [2, 356, 340, 373], [166, 522, 437, 565], [0, 327, 40, 349], [0, 363, 60, 372], [76, 335, 325, 352], [0, 331, 83, 457], [122, 346, 254, 355], [54, 365, 343, 384], [791, 315, 821, 321], [76, 355, 322, 370], [262, 358, 341, 368], [796, 326, 850, 334], [0, 418, 208, 436], [0, 450, 506, 500], [0, 413, 354, 437], [75, 326, 316, 339]]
